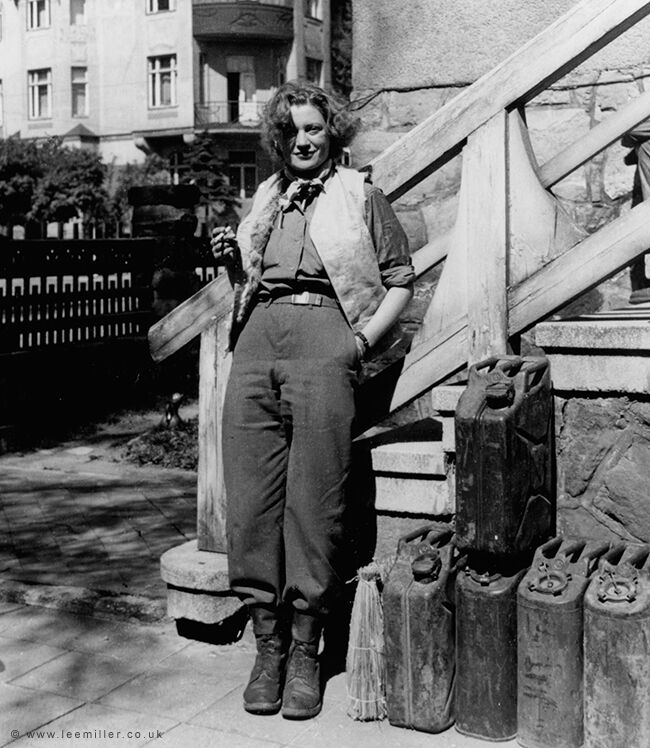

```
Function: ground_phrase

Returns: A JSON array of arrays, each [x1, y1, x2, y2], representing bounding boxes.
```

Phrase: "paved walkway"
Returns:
[[0, 411, 517, 747]]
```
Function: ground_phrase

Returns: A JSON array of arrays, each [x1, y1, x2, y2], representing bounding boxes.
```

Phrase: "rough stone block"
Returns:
[[595, 72, 638, 111], [166, 587, 242, 625], [385, 88, 453, 130], [371, 441, 446, 475], [430, 384, 465, 413], [556, 397, 626, 499], [374, 475, 453, 515], [350, 129, 401, 168], [160, 541, 243, 625], [527, 107, 592, 168]]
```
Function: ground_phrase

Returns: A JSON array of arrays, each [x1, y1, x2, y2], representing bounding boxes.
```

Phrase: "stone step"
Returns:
[[371, 440, 454, 515], [535, 311, 650, 393], [430, 385, 465, 453]]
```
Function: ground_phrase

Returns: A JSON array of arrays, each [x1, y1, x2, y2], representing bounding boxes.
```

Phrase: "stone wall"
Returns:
[[556, 395, 650, 544], [350, 1, 650, 310]]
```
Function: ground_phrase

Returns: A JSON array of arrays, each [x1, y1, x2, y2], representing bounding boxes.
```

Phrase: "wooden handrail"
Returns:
[[370, 0, 650, 200], [539, 88, 650, 187]]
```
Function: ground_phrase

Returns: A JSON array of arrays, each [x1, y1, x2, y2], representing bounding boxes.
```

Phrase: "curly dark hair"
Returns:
[[261, 81, 358, 163]]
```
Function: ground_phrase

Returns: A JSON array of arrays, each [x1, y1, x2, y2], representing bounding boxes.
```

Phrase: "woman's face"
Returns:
[[280, 103, 331, 174]]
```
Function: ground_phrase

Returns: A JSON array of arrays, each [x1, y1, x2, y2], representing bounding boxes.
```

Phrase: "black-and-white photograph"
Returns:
[[1, 1, 650, 746]]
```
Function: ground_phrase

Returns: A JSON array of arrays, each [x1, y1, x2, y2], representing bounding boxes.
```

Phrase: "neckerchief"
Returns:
[[278, 161, 333, 213]]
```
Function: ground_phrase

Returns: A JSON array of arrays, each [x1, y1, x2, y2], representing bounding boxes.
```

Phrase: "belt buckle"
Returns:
[[291, 291, 321, 306]]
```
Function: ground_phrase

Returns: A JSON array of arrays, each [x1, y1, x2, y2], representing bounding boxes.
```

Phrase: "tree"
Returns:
[[179, 132, 239, 209], [30, 138, 110, 224], [108, 153, 171, 225], [331, 0, 353, 97], [0, 136, 43, 229]]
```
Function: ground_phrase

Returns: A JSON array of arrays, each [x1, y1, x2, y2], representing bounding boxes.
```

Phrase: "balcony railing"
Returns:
[[194, 100, 268, 128]]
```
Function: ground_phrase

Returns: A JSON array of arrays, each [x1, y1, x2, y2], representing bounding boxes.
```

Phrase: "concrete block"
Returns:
[[371, 441, 445, 475], [374, 475, 453, 515], [166, 587, 243, 625], [429, 384, 465, 413], [536, 318, 650, 350], [441, 416, 456, 453], [545, 353, 650, 394], [160, 539, 243, 625], [160, 539, 229, 591]]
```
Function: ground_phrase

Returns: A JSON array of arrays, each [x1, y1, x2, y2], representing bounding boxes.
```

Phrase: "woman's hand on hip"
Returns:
[[211, 225, 238, 265]]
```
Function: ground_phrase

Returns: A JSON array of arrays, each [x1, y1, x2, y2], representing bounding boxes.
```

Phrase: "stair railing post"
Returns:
[[197, 315, 231, 553], [463, 111, 509, 364]]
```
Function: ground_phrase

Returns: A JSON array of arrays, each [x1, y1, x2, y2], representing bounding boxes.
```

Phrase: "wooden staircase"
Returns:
[[152, 0, 650, 622]]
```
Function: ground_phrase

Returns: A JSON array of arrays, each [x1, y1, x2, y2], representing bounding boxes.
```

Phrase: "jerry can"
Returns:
[[517, 537, 610, 748], [454, 356, 555, 562], [455, 559, 528, 741], [383, 523, 459, 733], [584, 543, 650, 748]]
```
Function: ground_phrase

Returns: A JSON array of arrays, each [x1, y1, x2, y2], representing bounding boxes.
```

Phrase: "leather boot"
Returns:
[[281, 612, 323, 719], [243, 606, 287, 715]]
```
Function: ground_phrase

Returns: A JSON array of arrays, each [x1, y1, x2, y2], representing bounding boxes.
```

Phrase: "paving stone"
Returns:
[[9, 701, 178, 748], [293, 700, 516, 747], [188, 684, 317, 745], [143, 722, 283, 748], [10, 649, 143, 701], [0, 681, 84, 745], [0, 637, 66, 682], [97, 663, 243, 722]]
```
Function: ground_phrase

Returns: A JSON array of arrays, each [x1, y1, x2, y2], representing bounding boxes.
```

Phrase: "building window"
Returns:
[[70, 0, 86, 25], [71, 67, 88, 117], [148, 54, 177, 108], [28, 68, 52, 119], [228, 151, 257, 199], [306, 58, 322, 85], [305, 0, 322, 20], [198, 52, 207, 105], [147, 0, 174, 13], [27, 0, 50, 29]]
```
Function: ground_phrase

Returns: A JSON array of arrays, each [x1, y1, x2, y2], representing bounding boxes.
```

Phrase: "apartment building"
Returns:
[[0, 0, 331, 197]]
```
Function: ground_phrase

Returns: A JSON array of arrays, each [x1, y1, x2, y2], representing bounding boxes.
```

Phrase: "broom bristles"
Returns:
[[346, 561, 387, 721]]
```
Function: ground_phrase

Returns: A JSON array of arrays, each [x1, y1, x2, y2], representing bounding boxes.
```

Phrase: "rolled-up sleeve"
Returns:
[[364, 184, 416, 288]]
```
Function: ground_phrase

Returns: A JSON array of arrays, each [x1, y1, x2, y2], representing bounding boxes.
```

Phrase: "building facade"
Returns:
[[0, 0, 331, 197]]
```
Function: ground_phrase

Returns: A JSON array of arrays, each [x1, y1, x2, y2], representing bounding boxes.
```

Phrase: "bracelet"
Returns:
[[355, 331, 370, 357]]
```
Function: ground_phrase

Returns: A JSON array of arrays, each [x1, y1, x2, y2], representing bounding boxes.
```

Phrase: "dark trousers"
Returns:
[[223, 298, 359, 630]]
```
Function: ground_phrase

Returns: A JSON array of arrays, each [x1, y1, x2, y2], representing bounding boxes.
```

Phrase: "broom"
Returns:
[[345, 560, 389, 721]]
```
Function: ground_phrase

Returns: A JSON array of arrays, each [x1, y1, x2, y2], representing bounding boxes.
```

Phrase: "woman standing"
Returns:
[[211, 81, 414, 720]]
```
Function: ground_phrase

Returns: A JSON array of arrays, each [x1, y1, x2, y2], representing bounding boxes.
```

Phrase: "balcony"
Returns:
[[194, 100, 268, 128], [193, 2, 293, 41]]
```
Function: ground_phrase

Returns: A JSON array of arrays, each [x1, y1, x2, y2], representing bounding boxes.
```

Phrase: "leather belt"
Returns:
[[260, 291, 339, 308]]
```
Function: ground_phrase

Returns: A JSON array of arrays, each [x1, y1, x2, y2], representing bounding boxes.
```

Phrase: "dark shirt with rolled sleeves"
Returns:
[[259, 178, 415, 297]]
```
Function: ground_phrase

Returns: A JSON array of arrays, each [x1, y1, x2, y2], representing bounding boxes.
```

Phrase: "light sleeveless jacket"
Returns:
[[230, 165, 392, 350]]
